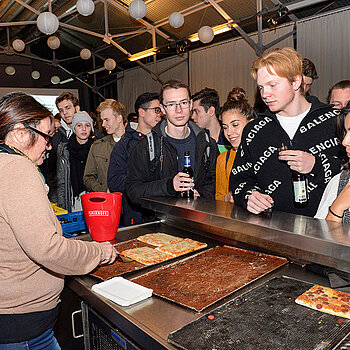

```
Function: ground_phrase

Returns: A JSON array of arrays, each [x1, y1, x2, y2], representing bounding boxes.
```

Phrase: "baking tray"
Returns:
[[168, 277, 350, 350], [91, 239, 153, 280], [131, 245, 288, 312], [91, 237, 208, 280]]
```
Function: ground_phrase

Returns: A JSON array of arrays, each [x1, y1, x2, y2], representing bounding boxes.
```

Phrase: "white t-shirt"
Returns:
[[113, 137, 121, 143], [276, 107, 311, 140], [314, 172, 341, 219], [61, 119, 73, 138]]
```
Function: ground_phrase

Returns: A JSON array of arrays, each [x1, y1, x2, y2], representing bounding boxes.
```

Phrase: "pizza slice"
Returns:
[[156, 238, 207, 257], [120, 246, 173, 265], [137, 232, 183, 247], [295, 284, 350, 319]]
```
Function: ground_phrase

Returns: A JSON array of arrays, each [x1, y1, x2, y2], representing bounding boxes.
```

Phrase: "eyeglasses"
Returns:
[[143, 106, 162, 114], [163, 100, 190, 111], [27, 125, 53, 147]]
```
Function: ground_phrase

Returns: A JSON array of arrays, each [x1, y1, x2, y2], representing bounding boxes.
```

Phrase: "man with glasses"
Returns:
[[125, 80, 219, 208], [108, 92, 161, 225]]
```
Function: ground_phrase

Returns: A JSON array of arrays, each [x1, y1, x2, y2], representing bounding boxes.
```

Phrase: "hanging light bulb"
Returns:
[[47, 36, 60, 50], [80, 48, 91, 60], [5, 66, 16, 76], [12, 39, 25, 52], [37, 12, 59, 35], [51, 76, 60, 84], [76, 0, 95, 16], [169, 12, 184, 29], [104, 58, 116, 71], [198, 26, 214, 44], [31, 71, 41, 80], [128, 0, 147, 20]]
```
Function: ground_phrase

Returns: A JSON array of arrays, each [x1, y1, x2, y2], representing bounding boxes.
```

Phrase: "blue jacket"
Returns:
[[107, 124, 147, 225]]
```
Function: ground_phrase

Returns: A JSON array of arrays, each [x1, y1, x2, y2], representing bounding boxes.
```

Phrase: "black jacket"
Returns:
[[125, 120, 219, 205], [230, 100, 342, 217], [40, 126, 70, 203], [108, 124, 147, 225]]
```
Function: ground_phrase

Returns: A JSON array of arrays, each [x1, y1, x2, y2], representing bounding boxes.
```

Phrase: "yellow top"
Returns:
[[215, 149, 236, 201]]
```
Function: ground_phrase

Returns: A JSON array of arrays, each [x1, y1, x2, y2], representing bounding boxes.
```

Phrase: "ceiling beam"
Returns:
[[153, 0, 224, 28], [206, 0, 257, 50], [106, 0, 171, 41], [270, 0, 299, 22]]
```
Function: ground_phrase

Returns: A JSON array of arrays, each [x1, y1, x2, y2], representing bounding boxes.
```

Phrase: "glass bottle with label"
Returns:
[[292, 171, 308, 208], [182, 151, 194, 199]]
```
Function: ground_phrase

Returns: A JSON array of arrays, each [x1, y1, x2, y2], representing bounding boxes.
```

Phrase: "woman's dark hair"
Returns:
[[0, 92, 52, 146], [336, 101, 350, 168], [221, 87, 257, 121]]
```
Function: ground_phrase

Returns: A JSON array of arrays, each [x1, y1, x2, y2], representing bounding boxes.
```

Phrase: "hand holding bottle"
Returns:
[[278, 149, 315, 174], [173, 172, 195, 192]]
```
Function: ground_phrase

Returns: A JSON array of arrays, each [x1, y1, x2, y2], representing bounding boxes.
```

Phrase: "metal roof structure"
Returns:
[[0, 0, 349, 95]]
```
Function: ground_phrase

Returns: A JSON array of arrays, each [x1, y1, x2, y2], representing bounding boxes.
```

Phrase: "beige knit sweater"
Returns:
[[0, 153, 106, 314]]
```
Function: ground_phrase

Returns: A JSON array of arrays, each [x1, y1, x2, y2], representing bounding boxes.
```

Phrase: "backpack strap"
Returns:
[[146, 132, 155, 162], [203, 133, 211, 172], [225, 149, 231, 171], [146, 132, 161, 176]]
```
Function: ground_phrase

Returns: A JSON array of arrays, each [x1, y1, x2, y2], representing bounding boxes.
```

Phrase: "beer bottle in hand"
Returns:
[[182, 151, 194, 199], [292, 170, 308, 208]]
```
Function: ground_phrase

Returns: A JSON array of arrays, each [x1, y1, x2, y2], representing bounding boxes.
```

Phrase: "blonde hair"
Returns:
[[96, 99, 127, 123], [251, 47, 304, 93]]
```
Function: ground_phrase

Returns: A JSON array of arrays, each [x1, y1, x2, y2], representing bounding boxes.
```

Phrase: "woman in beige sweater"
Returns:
[[0, 92, 116, 349]]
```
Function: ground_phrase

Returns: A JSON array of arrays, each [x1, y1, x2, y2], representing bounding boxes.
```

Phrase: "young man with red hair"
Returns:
[[230, 47, 342, 216]]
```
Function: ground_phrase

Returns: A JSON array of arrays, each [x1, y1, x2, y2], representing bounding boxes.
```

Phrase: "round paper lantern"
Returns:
[[198, 26, 214, 44], [31, 71, 41, 79], [104, 58, 116, 71], [12, 39, 25, 52], [47, 36, 60, 50], [51, 75, 60, 84], [169, 12, 184, 29], [128, 0, 147, 20], [5, 66, 15, 76], [37, 12, 59, 35], [76, 0, 95, 17], [80, 48, 91, 60]]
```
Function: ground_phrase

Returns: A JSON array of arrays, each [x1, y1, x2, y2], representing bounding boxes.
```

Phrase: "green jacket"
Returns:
[[83, 134, 116, 192]]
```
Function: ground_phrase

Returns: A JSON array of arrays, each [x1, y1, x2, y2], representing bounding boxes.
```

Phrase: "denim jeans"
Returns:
[[0, 328, 61, 350]]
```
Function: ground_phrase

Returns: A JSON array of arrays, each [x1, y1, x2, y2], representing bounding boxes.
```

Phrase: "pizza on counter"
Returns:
[[295, 284, 350, 319], [120, 246, 173, 265], [156, 238, 207, 257], [137, 232, 183, 247]]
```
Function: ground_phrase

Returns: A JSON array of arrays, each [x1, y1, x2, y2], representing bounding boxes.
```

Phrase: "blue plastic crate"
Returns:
[[57, 211, 87, 237]]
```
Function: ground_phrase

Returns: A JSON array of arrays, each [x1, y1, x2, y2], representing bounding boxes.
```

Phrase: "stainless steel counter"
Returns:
[[64, 197, 350, 349], [142, 197, 350, 273]]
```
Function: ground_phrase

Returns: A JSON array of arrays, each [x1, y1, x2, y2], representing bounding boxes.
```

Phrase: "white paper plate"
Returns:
[[91, 277, 153, 306]]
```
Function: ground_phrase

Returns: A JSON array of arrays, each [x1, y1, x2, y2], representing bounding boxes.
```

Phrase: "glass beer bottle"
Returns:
[[292, 170, 308, 208], [182, 151, 194, 199]]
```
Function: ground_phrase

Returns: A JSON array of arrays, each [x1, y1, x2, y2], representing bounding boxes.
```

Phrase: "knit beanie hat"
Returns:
[[72, 111, 94, 133]]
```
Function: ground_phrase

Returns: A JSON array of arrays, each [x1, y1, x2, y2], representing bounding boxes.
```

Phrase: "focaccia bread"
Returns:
[[295, 284, 350, 319], [156, 238, 207, 257], [120, 246, 172, 265], [137, 232, 183, 247]]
